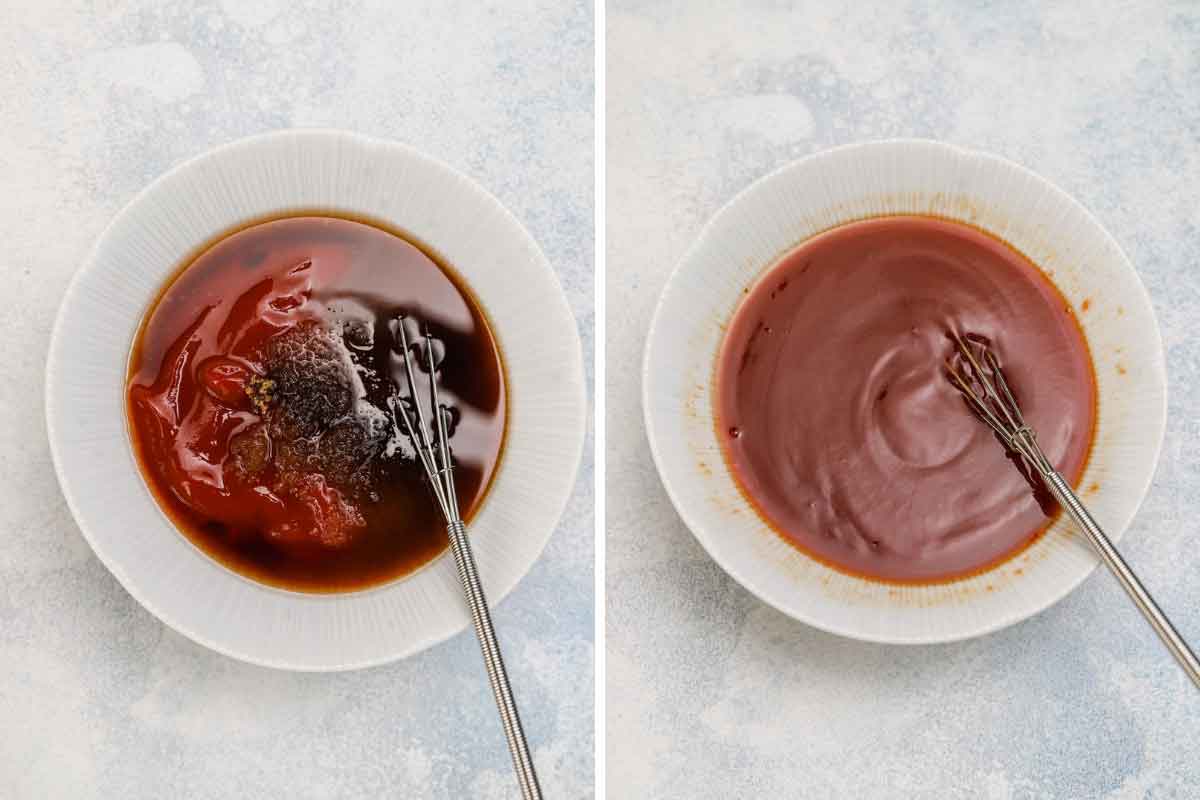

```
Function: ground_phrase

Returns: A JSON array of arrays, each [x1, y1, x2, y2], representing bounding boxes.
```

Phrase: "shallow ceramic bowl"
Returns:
[[644, 139, 1165, 644], [47, 129, 586, 670]]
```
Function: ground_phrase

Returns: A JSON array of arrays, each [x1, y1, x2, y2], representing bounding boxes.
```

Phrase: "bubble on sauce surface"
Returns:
[[339, 318, 374, 352]]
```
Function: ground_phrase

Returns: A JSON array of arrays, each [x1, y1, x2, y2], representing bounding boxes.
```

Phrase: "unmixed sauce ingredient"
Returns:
[[716, 216, 1095, 582], [127, 216, 505, 592]]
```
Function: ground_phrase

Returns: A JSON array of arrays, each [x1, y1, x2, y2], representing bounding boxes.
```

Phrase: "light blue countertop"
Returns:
[[607, 2, 1200, 797], [0, 1, 593, 797]]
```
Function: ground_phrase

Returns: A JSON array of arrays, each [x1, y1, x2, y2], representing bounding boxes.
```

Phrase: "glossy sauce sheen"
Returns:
[[716, 216, 1096, 582], [127, 216, 505, 592]]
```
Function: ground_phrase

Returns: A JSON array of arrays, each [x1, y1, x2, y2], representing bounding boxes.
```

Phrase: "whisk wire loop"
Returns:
[[393, 320, 451, 520], [946, 332, 1053, 474]]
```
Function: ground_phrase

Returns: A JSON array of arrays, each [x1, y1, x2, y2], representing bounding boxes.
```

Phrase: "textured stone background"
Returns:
[[607, 2, 1200, 797], [0, 1, 593, 798]]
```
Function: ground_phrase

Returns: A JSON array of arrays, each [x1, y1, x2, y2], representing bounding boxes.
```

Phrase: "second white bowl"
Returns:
[[644, 139, 1165, 644]]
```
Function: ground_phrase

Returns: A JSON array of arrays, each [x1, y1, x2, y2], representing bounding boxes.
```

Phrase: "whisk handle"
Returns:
[[1046, 472, 1200, 689], [445, 519, 544, 799]]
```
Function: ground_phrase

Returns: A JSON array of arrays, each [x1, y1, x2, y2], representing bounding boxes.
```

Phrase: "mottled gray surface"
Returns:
[[0, 1, 593, 798], [607, 2, 1200, 797]]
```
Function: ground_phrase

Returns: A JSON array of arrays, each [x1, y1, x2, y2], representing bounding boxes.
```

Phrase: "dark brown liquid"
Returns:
[[127, 216, 506, 592], [716, 216, 1095, 583]]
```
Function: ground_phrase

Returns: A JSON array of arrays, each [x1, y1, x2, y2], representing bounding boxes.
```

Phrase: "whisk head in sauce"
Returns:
[[945, 332, 1055, 476], [392, 315, 461, 523], [392, 316, 546, 798]]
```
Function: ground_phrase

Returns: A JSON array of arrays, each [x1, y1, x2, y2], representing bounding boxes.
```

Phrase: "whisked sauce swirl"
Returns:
[[715, 216, 1096, 582]]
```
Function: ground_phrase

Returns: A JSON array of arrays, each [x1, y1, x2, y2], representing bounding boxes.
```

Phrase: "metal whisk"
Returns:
[[393, 316, 544, 799], [946, 332, 1200, 689]]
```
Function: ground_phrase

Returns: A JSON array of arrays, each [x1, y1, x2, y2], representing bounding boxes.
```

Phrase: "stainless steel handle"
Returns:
[[1046, 471, 1200, 689], [446, 520, 544, 799]]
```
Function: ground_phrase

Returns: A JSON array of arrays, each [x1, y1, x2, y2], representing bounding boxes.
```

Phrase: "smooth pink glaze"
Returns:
[[716, 216, 1096, 582]]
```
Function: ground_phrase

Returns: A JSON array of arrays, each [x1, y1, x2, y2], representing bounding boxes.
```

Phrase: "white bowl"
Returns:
[[46, 130, 586, 670], [644, 139, 1166, 644]]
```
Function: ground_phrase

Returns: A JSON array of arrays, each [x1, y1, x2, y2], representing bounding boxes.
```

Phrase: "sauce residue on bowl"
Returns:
[[715, 216, 1096, 583], [127, 215, 505, 592]]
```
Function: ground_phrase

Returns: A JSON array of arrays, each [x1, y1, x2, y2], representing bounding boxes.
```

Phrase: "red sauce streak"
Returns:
[[716, 216, 1096, 583], [127, 216, 505, 592]]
